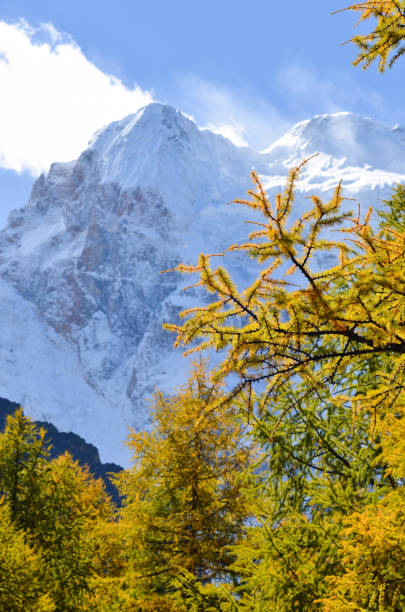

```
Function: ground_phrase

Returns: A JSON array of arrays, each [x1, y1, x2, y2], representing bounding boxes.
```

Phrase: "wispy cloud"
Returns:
[[2, 19, 382, 179], [277, 62, 384, 119], [172, 74, 290, 150], [0, 20, 154, 175]]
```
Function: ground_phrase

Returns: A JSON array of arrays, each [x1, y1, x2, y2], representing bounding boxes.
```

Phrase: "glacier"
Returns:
[[0, 103, 403, 466]]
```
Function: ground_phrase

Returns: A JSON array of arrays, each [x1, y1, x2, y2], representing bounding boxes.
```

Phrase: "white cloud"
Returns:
[[172, 74, 289, 150], [205, 122, 248, 148], [0, 20, 154, 175], [277, 62, 384, 118]]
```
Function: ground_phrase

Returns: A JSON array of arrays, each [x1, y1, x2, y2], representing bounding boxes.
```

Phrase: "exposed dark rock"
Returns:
[[0, 397, 122, 504]]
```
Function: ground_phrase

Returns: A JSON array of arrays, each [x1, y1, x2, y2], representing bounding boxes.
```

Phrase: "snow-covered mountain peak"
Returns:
[[0, 108, 404, 466], [76, 102, 260, 221], [89, 103, 194, 156], [264, 112, 405, 174]]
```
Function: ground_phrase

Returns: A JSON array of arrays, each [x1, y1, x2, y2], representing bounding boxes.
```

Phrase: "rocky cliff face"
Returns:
[[0, 104, 403, 465]]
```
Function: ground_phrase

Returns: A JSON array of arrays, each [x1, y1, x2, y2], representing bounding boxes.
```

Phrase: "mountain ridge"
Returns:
[[0, 103, 403, 465], [0, 397, 122, 503]]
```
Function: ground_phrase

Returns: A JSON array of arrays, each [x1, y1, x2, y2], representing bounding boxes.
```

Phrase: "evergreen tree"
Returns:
[[114, 361, 255, 609], [0, 410, 118, 610], [0, 408, 51, 530], [0, 501, 54, 611], [35, 452, 115, 611], [379, 182, 405, 232]]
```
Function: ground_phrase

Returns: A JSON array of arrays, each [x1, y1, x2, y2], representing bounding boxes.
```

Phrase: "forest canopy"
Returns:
[[1, 2, 404, 609]]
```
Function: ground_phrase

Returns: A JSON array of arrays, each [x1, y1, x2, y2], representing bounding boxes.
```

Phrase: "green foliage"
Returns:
[[0, 408, 51, 529], [35, 452, 115, 611], [1, 18, 405, 605], [379, 182, 405, 233], [226, 383, 384, 609], [0, 410, 118, 610], [165, 167, 405, 609], [170, 568, 238, 611], [1, 148, 404, 612]]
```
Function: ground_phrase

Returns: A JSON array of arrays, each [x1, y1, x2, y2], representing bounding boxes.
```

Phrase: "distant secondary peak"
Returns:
[[262, 111, 405, 174]]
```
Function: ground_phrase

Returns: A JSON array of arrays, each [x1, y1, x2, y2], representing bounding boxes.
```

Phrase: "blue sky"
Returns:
[[0, 0, 404, 226]]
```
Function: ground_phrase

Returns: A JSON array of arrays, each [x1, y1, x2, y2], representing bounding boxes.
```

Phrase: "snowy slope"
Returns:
[[0, 103, 403, 465]]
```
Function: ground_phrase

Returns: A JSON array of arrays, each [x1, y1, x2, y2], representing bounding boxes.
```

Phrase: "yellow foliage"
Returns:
[[166, 161, 405, 423], [0, 500, 54, 611], [164, 164, 405, 609], [320, 488, 405, 610], [337, 1, 405, 70], [114, 360, 256, 606]]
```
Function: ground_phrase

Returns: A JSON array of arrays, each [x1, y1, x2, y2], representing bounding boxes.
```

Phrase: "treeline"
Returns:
[[1, 2, 405, 610], [0, 397, 122, 504], [0, 364, 255, 610], [1, 177, 403, 612]]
